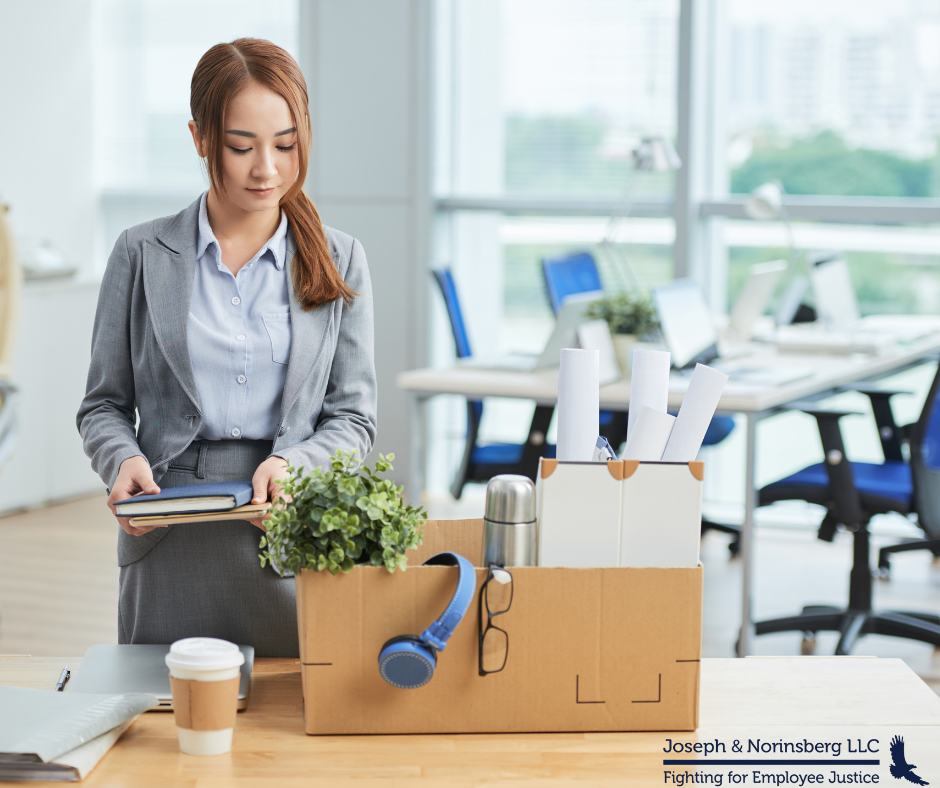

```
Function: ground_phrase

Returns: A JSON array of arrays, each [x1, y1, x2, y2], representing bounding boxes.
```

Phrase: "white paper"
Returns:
[[556, 348, 599, 461], [627, 348, 671, 439], [621, 406, 676, 461], [660, 363, 729, 462], [576, 319, 621, 385]]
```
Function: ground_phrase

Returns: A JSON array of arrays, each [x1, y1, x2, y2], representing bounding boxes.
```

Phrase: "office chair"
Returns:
[[432, 269, 556, 500], [753, 370, 940, 655], [541, 251, 741, 554]]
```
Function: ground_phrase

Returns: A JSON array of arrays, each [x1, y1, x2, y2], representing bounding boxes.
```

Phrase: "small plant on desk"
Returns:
[[259, 450, 425, 575]]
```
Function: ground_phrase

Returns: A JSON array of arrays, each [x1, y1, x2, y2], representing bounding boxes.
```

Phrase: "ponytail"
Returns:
[[281, 189, 357, 309]]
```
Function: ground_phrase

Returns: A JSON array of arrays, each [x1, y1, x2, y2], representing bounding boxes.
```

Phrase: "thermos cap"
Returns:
[[484, 475, 537, 524]]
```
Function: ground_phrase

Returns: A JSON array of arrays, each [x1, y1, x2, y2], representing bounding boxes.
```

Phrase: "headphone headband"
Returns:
[[377, 551, 476, 689]]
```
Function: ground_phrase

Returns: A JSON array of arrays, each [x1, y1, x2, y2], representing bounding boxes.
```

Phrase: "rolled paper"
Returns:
[[621, 406, 676, 461], [627, 348, 671, 440], [660, 363, 729, 462], [556, 348, 599, 461]]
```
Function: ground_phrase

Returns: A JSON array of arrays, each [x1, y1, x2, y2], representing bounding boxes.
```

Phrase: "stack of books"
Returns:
[[114, 480, 271, 527]]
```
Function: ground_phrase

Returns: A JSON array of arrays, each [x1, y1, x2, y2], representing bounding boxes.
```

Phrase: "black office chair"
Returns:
[[753, 368, 940, 655], [432, 269, 556, 500]]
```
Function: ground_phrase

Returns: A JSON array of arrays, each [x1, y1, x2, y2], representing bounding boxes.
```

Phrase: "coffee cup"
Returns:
[[165, 637, 245, 756]]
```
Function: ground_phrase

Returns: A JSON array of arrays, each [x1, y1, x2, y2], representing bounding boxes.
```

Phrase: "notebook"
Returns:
[[0, 720, 133, 782], [113, 480, 254, 517], [0, 687, 157, 775]]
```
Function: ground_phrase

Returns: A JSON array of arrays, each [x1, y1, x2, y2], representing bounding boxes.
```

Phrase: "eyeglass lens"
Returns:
[[484, 572, 512, 616], [480, 626, 508, 674]]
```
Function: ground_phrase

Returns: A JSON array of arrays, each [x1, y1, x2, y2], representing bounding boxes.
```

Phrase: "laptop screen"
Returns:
[[653, 279, 718, 369]]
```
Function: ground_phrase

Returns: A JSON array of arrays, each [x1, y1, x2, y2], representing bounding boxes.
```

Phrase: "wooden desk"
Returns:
[[3, 656, 940, 786], [399, 326, 940, 657]]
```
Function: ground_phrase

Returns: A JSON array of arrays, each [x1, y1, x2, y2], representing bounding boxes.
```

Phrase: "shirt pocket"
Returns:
[[262, 312, 292, 365]]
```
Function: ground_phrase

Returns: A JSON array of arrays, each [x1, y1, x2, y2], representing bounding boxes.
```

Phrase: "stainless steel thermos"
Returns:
[[483, 475, 538, 567]]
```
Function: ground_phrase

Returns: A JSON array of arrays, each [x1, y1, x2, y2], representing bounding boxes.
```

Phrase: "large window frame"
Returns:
[[433, 0, 940, 313]]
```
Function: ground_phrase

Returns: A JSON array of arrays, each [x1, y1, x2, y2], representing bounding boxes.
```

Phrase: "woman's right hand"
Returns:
[[108, 455, 164, 536]]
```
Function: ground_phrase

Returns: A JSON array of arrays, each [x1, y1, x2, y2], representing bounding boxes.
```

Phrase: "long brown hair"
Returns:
[[190, 38, 356, 308]]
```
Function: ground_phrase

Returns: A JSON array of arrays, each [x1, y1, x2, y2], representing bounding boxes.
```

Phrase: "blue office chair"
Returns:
[[541, 251, 741, 553], [432, 269, 556, 500], [753, 369, 940, 654]]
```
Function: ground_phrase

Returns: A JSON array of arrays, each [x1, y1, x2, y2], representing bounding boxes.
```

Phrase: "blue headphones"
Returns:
[[378, 552, 476, 689]]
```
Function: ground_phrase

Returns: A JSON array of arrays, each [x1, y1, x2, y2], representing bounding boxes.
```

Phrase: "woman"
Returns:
[[77, 39, 376, 658]]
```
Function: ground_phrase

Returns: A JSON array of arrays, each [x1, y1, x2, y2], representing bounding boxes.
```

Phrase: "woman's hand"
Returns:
[[248, 455, 289, 531], [108, 455, 163, 536]]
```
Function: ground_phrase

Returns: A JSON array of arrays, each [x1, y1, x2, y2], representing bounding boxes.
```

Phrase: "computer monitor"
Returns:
[[653, 279, 718, 369]]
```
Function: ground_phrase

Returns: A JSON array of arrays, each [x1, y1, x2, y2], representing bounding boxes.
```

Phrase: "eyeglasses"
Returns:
[[478, 563, 513, 676]]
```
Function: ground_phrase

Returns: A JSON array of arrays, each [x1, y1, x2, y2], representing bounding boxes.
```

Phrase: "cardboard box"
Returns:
[[296, 519, 703, 735]]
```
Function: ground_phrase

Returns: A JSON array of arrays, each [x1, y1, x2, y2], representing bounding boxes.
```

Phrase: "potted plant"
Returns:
[[259, 450, 425, 575], [585, 292, 660, 373]]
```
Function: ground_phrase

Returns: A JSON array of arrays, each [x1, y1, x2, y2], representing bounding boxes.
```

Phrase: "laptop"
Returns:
[[459, 290, 603, 371], [728, 260, 786, 341], [653, 279, 813, 386], [67, 644, 254, 711]]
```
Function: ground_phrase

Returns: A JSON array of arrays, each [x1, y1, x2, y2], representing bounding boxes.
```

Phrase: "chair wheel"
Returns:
[[728, 539, 741, 558], [877, 567, 891, 580], [801, 634, 817, 655]]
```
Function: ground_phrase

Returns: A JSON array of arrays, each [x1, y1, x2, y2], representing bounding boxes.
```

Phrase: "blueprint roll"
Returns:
[[621, 405, 676, 461], [627, 349, 671, 440], [557, 348, 599, 461], [661, 363, 729, 462]]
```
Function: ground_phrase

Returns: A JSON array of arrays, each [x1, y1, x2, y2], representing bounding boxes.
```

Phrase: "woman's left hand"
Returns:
[[248, 455, 289, 531]]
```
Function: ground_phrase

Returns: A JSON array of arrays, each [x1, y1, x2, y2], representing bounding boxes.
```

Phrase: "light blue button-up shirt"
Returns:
[[188, 192, 291, 441]]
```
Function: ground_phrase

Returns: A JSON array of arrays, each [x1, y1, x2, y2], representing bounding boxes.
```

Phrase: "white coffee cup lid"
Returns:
[[165, 637, 245, 672]]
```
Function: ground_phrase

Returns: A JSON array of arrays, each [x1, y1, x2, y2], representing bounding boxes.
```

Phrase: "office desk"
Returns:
[[2, 656, 939, 786], [398, 327, 940, 656]]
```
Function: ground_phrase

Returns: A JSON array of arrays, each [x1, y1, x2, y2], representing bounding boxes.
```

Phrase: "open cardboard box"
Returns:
[[296, 518, 703, 735]]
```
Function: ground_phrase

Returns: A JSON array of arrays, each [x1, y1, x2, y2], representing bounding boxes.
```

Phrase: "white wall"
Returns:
[[0, 1, 104, 512], [299, 0, 433, 485], [0, 0, 97, 271]]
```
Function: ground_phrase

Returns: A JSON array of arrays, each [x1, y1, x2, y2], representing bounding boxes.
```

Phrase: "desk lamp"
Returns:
[[743, 180, 813, 324], [599, 136, 682, 290]]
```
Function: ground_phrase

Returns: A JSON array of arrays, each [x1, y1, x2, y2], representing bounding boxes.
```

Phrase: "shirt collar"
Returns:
[[196, 191, 289, 271]]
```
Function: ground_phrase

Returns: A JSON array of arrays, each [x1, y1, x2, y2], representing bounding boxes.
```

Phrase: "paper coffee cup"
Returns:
[[165, 637, 245, 756]]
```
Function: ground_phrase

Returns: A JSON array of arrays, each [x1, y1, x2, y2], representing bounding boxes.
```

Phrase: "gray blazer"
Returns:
[[77, 195, 377, 509]]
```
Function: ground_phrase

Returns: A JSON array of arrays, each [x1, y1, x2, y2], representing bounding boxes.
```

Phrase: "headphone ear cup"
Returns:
[[378, 636, 437, 689]]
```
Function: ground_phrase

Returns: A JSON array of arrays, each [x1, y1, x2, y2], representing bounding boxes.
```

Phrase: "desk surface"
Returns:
[[3, 656, 939, 786], [399, 329, 940, 413]]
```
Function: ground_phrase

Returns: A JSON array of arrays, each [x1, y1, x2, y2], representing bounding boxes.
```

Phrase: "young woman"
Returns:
[[77, 39, 376, 657]]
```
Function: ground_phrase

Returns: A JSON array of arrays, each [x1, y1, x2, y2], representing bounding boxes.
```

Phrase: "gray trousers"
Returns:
[[117, 439, 299, 657]]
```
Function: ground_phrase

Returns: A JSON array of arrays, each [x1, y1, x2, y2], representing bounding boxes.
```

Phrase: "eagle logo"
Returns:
[[890, 736, 928, 785]]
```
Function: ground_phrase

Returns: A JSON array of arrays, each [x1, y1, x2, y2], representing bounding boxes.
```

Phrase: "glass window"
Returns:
[[93, 0, 299, 256], [728, 0, 940, 198]]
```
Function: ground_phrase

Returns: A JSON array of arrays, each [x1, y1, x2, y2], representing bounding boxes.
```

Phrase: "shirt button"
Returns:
[[237, 375, 247, 384], [231, 296, 241, 305], [236, 334, 246, 341], [231, 428, 241, 438]]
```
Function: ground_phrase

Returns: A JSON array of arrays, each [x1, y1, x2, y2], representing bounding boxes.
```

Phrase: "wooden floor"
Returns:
[[1, 490, 938, 695]]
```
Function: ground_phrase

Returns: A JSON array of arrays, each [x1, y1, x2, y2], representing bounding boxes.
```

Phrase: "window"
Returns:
[[92, 0, 299, 258]]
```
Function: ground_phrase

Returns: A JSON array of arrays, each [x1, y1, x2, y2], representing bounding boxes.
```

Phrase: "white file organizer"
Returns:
[[536, 460, 626, 567], [620, 460, 703, 568], [536, 458, 703, 568]]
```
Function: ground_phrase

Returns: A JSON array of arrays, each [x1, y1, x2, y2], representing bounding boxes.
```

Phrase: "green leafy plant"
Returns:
[[259, 450, 425, 576], [585, 292, 660, 337]]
